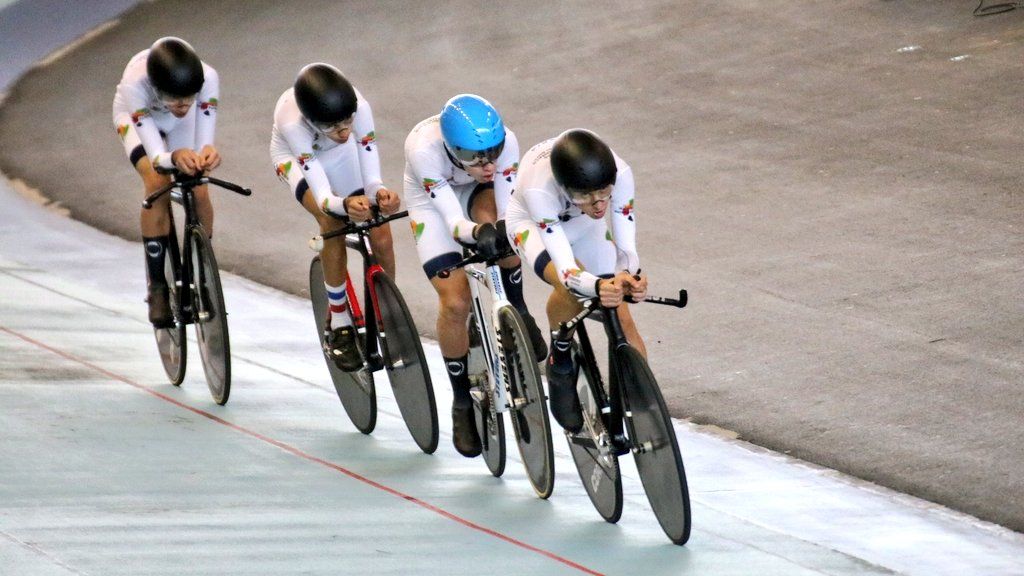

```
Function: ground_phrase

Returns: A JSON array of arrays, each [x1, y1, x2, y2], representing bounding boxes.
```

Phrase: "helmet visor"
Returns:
[[450, 140, 505, 167], [567, 186, 613, 206], [156, 89, 196, 107]]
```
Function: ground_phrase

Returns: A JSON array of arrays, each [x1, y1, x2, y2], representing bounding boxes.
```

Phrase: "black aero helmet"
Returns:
[[146, 37, 204, 97], [550, 129, 617, 193], [294, 63, 357, 126]]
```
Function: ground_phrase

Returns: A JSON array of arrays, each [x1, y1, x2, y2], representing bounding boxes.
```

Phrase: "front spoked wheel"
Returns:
[[189, 226, 231, 405], [469, 344, 505, 477], [618, 346, 691, 545], [567, 341, 623, 523], [372, 272, 438, 454], [309, 257, 376, 433], [155, 226, 186, 385], [498, 306, 554, 499]]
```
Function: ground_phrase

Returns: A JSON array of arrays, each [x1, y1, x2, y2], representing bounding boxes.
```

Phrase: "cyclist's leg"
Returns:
[[468, 183, 547, 359], [367, 224, 396, 279], [408, 187, 480, 456], [119, 113, 175, 326]]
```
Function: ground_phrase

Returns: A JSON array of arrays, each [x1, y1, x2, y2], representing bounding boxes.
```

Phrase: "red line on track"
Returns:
[[0, 325, 604, 576]]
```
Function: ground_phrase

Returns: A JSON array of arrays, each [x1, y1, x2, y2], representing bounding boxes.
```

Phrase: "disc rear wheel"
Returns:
[[373, 272, 438, 454], [310, 257, 376, 433], [567, 341, 623, 523], [155, 226, 186, 385]]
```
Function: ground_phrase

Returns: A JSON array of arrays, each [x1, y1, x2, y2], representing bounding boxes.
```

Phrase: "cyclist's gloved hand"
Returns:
[[473, 222, 510, 260]]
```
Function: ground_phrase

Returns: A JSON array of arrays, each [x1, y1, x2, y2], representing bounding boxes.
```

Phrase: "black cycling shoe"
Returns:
[[324, 325, 364, 372], [451, 399, 482, 457], [520, 313, 548, 362], [546, 359, 583, 433], [146, 283, 174, 329]]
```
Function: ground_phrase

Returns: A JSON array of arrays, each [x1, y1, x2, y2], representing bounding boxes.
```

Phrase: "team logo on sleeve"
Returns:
[[422, 178, 443, 198], [116, 124, 130, 141], [199, 97, 218, 116], [275, 161, 292, 181], [537, 218, 558, 233], [561, 268, 582, 282], [502, 162, 519, 183], [410, 220, 425, 242], [297, 153, 314, 171], [605, 230, 613, 241], [359, 131, 376, 151], [616, 198, 635, 221], [131, 108, 151, 127], [513, 230, 529, 247]]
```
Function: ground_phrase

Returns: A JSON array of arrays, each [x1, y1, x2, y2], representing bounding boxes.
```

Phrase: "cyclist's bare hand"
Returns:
[[345, 195, 373, 221], [171, 148, 202, 175], [623, 271, 648, 301], [198, 145, 221, 172], [597, 276, 625, 308], [375, 187, 399, 215]]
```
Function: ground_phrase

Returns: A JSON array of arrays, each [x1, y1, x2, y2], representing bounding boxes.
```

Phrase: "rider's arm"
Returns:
[[351, 91, 384, 202], [279, 122, 336, 214], [609, 160, 640, 274], [194, 64, 219, 150], [410, 148, 477, 243], [492, 129, 520, 219], [120, 82, 174, 170], [523, 187, 603, 296]]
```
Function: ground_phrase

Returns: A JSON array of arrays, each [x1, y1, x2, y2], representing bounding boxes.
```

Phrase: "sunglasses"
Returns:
[[313, 116, 355, 134], [450, 140, 505, 168], [568, 188, 613, 206]]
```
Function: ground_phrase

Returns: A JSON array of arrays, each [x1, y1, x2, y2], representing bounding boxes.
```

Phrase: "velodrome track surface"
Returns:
[[1, 0, 1022, 536]]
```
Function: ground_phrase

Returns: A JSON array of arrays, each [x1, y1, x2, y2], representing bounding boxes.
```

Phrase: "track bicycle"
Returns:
[[557, 288, 691, 544], [143, 170, 251, 405], [308, 209, 438, 454], [438, 247, 555, 498]]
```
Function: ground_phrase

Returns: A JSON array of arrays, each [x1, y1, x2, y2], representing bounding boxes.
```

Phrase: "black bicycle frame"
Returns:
[[143, 172, 252, 326], [557, 290, 687, 455]]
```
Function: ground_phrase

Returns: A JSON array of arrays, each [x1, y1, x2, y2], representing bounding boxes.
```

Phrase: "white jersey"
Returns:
[[112, 49, 219, 170], [506, 136, 639, 295], [402, 115, 519, 244], [269, 86, 383, 207]]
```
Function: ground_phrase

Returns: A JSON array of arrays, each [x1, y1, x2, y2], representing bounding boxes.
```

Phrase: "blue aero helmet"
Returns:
[[439, 94, 506, 167]]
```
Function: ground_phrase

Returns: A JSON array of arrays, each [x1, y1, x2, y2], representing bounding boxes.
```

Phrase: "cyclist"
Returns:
[[403, 94, 546, 457], [113, 37, 220, 328], [505, 129, 647, 433], [271, 63, 399, 372]]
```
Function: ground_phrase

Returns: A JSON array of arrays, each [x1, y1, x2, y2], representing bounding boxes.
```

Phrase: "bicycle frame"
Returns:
[[464, 260, 512, 415], [558, 290, 688, 456], [313, 210, 410, 374], [143, 172, 252, 327]]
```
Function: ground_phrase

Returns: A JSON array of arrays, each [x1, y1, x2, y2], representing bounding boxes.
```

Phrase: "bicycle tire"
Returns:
[[155, 225, 186, 385], [189, 227, 231, 405], [618, 345, 691, 545], [309, 257, 376, 434], [567, 341, 623, 523], [497, 306, 554, 498], [372, 272, 438, 454]]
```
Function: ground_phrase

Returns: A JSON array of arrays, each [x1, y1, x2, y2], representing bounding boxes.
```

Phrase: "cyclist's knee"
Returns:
[[438, 291, 471, 323]]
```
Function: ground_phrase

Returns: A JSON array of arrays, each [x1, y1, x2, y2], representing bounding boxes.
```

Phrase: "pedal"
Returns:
[[631, 440, 654, 455]]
